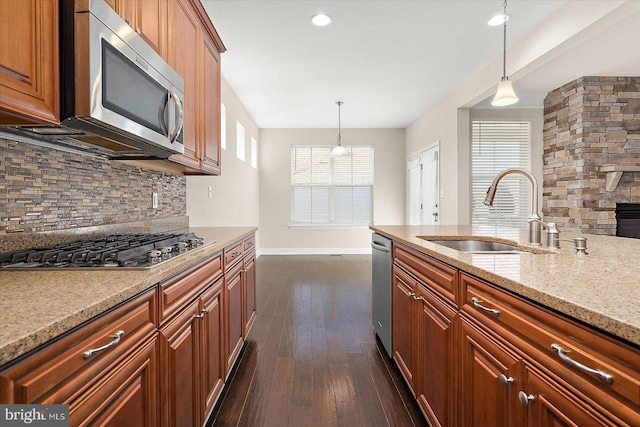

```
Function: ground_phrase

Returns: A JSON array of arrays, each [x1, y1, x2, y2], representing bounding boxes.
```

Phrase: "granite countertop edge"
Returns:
[[0, 226, 257, 367]]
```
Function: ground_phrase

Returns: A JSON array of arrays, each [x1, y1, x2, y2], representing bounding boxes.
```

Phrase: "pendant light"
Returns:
[[491, 0, 519, 107], [330, 101, 349, 156]]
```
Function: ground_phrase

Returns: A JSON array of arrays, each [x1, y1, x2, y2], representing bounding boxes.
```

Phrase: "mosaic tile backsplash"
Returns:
[[0, 136, 186, 234]]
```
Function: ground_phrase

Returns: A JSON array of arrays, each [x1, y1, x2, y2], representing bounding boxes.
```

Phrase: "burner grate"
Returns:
[[0, 233, 207, 270]]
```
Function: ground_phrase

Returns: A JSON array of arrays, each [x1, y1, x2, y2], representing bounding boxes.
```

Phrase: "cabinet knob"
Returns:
[[499, 374, 514, 387], [518, 391, 535, 406], [125, 17, 132, 26], [136, 28, 141, 35]]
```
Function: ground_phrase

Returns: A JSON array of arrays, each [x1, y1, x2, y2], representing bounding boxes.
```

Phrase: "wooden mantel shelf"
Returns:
[[600, 165, 640, 191]]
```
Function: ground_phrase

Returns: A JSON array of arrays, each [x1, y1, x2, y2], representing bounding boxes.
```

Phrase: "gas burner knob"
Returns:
[[175, 242, 188, 253], [160, 247, 172, 258], [148, 249, 162, 263], [187, 238, 201, 248]]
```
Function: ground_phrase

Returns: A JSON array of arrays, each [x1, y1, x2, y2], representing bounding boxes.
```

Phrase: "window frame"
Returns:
[[290, 144, 374, 229]]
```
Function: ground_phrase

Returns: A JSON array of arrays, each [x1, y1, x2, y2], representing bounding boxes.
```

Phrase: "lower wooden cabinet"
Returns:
[[389, 241, 640, 426], [225, 261, 244, 377], [242, 250, 257, 337], [392, 265, 416, 393], [393, 262, 457, 426], [416, 282, 456, 427], [70, 335, 158, 426], [159, 298, 201, 427], [0, 288, 158, 424], [201, 277, 225, 421]]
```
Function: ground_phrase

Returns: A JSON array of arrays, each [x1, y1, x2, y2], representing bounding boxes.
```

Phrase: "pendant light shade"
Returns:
[[491, 0, 518, 107], [492, 77, 519, 106], [330, 101, 349, 157]]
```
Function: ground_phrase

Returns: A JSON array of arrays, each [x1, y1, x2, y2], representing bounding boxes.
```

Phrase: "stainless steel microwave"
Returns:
[[4, 0, 185, 159]]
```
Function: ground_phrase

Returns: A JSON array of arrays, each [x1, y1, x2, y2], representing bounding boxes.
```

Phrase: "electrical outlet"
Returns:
[[152, 192, 159, 209], [208, 186, 213, 198]]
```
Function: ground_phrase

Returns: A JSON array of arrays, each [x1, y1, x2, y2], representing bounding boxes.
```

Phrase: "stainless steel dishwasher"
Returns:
[[371, 233, 393, 357]]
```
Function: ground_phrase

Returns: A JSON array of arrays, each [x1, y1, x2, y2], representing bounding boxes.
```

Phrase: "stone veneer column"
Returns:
[[543, 76, 640, 235]]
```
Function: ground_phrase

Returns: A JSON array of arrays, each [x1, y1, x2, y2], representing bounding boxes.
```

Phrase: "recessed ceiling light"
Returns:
[[311, 13, 332, 27], [488, 13, 510, 26]]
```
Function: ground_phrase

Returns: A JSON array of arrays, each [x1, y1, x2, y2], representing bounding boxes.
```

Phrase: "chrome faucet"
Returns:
[[483, 168, 542, 246]]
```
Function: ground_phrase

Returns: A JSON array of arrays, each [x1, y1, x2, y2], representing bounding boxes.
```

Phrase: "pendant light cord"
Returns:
[[502, 0, 507, 79], [336, 101, 343, 144]]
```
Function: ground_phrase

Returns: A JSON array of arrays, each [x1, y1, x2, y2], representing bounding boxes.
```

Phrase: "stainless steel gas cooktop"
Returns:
[[0, 232, 211, 270]]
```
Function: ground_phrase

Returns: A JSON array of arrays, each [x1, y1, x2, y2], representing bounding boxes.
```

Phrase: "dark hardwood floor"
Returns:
[[208, 255, 427, 427]]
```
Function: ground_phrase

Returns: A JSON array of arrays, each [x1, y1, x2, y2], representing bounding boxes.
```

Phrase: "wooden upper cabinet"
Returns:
[[0, 0, 59, 125], [115, 0, 167, 57], [167, 0, 225, 175], [167, 0, 202, 171], [199, 33, 221, 174]]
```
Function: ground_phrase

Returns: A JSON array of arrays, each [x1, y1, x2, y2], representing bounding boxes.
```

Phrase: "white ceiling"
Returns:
[[199, 1, 631, 129]]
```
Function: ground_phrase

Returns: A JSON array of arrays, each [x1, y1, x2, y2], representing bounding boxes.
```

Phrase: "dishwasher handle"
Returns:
[[371, 241, 390, 252]]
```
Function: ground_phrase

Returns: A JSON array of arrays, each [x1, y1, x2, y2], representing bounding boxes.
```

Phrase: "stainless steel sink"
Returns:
[[426, 239, 529, 254]]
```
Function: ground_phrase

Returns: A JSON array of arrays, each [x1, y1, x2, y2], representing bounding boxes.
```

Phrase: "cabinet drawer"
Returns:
[[224, 240, 243, 271], [243, 234, 255, 253], [158, 252, 223, 324], [460, 272, 640, 408], [393, 243, 458, 306], [0, 288, 157, 404]]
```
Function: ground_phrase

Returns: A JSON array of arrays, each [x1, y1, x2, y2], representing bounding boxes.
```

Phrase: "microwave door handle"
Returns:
[[169, 89, 184, 143], [160, 93, 170, 137]]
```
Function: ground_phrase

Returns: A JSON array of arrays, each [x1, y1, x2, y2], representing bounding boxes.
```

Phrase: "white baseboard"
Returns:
[[258, 247, 372, 256]]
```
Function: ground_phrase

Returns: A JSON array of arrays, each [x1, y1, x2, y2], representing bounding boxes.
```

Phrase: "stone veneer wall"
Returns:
[[543, 76, 640, 235], [0, 136, 186, 234]]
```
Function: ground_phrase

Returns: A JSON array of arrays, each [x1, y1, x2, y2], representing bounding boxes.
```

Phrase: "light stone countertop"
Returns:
[[371, 225, 640, 348], [0, 226, 257, 367]]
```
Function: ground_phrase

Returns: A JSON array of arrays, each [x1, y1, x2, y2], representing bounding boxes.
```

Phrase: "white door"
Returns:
[[407, 144, 440, 225], [407, 156, 422, 225]]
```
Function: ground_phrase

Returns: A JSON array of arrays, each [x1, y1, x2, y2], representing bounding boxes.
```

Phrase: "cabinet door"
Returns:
[[199, 33, 221, 175], [459, 317, 521, 427], [521, 365, 622, 427], [416, 286, 457, 427], [0, 0, 59, 125], [392, 266, 416, 394], [201, 278, 225, 420], [167, 0, 200, 170], [69, 336, 159, 427], [225, 265, 244, 377], [159, 299, 201, 427], [242, 252, 257, 337], [111, 1, 164, 56]]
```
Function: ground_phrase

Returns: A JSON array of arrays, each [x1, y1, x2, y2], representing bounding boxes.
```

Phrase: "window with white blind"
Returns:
[[471, 120, 531, 228], [291, 145, 374, 227]]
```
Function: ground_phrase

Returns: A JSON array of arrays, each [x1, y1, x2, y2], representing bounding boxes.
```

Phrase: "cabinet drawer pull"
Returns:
[[83, 330, 124, 359], [518, 391, 535, 405], [551, 344, 613, 384], [471, 297, 500, 316], [499, 374, 514, 387], [231, 252, 240, 258]]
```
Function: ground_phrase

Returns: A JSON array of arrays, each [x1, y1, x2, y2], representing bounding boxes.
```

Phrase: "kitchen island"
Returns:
[[372, 224, 640, 426], [371, 224, 640, 346]]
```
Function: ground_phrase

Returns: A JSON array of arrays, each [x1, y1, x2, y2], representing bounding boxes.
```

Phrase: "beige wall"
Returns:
[[259, 128, 405, 253], [186, 79, 260, 245], [406, 0, 632, 225]]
